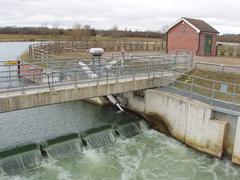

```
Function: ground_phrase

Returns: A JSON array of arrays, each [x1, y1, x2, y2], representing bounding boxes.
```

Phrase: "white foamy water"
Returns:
[[1, 130, 240, 180]]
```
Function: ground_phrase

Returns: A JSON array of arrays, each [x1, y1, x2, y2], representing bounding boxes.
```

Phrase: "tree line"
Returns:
[[217, 34, 240, 43], [0, 25, 166, 40]]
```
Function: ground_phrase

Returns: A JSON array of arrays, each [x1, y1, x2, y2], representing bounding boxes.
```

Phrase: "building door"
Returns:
[[204, 35, 212, 55]]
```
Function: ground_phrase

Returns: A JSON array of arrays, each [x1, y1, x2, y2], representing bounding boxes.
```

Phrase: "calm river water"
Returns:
[[0, 42, 240, 180]]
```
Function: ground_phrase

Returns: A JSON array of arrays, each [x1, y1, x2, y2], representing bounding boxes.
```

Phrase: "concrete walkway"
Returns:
[[160, 86, 240, 115], [0, 72, 177, 113]]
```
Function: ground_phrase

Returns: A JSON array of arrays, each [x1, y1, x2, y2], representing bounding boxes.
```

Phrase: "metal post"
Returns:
[[147, 59, 150, 78], [9, 65, 12, 88], [161, 64, 164, 86], [51, 72, 54, 89], [230, 84, 237, 110], [190, 54, 194, 70], [97, 70, 99, 85], [147, 59, 151, 78], [74, 71, 77, 87], [195, 61, 198, 69], [47, 74, 50, 89], [211, 81, 216, 106], [33, 72, 35, 83], [21, 75, 24, 93], [151, 58, 154, 77], [106, 68, 108, 84], [172, 71, 175, 88], [190, 77, 194, 99], [118, 63, 121, 80], [116, 66, 118, 83], [133, 61, 136, 81]]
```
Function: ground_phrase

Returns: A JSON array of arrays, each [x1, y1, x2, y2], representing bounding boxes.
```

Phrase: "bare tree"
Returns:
[[71, 23, 92, 41], [52, 22, 60, 36], [71, 23, 82, 41], [160, 25, 168, 33], [110, 25, 119, 38]]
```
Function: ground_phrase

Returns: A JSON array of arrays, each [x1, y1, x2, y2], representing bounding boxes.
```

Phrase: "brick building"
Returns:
[[167, 17, 219, 56]]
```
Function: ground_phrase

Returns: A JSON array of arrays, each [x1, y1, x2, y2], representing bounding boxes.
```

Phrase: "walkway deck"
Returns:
[[160, 86, 240, 115]]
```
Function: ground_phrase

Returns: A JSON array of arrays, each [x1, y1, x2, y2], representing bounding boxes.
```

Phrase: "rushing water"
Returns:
[[1, 128, 240, 180], [0, 42, 240, 179]]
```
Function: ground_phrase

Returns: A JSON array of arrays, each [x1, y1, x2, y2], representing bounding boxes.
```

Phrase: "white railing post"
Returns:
[[133, 61, 136, 81], [211, 81, 216, 107], [221, 64, 224, 73], [190, 77, 194, 99]]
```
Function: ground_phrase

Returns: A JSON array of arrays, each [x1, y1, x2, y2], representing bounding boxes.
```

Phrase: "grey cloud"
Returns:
[[0, 0, 239, 34]]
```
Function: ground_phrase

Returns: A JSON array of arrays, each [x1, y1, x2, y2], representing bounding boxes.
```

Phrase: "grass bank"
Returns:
[[175, 70, 240, 104]]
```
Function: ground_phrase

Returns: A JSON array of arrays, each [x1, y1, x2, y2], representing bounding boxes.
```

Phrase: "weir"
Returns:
[[84, 129, 116, 148], [0, 144, 43, 175], [0, 115, 148, 175], [115, 120, 148, 138], [43, 133, 83, 159]]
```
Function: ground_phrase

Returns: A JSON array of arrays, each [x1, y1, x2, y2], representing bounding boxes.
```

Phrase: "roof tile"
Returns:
[[183, 17, 219, 33]]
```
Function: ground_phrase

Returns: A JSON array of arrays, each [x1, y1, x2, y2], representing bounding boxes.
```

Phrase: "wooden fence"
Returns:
[[216, 44, 240, 58], [29, 40, 166, 59]]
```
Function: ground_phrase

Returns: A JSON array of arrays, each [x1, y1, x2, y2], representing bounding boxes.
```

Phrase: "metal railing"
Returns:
[[165, 73, 240, 111], [0, 55, 193, 94], [194, 61, 240, 74]]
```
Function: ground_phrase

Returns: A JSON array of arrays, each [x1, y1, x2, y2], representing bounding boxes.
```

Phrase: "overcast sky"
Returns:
[[0, 0, 239, 34]]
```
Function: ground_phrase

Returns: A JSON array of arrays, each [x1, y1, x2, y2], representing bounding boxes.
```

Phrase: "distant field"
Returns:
[[0, 34, 71, 41], [0, 34, 163, 42]]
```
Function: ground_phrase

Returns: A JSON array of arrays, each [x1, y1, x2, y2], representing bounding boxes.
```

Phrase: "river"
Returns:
[[0, 42, 240, 180]]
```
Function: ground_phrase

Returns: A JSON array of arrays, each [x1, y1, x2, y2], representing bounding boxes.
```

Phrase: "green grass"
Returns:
[[175, 70, 240, 104], [0, 34, 164, 42]]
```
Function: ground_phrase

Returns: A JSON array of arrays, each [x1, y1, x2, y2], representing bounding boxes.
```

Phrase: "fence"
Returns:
[[29, 41, 167, 59], [0, 54, 192, 94], [216, 44, 240, 58], [194, 61, 240, 74], [165, 72, 240, 111]]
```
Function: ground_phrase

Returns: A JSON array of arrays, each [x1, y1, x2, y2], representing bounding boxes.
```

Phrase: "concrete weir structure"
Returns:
[[123, 89, 240, 164]]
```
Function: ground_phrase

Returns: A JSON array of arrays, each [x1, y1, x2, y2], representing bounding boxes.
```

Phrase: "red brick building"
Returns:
[[167, 17, 219, 56]]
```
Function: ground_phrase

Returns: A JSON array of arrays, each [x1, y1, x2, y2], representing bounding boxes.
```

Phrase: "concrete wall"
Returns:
[[124, 89, 233, 159], [214, 112, 238, 156], [232, 116, 240, 164]]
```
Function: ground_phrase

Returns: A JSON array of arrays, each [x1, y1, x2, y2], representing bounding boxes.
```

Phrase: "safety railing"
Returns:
[[0, 54, 193, 94], [194, 61, 240, 74], [165, 73, 240, 111], [0, 61, 177, 94]]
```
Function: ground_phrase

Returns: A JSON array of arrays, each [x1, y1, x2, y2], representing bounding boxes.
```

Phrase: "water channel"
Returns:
[[0, 42, 240, 180]]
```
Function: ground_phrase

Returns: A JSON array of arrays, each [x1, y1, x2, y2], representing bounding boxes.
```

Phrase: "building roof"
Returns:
[[167, 17, 219, 34]]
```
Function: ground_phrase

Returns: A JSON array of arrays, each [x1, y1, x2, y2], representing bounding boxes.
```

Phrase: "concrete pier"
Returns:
[[123, 89, 240, 164]]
